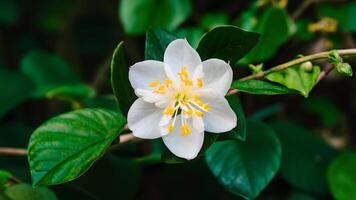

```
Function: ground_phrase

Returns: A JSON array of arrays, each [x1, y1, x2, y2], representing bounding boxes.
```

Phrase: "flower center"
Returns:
[[149, 66, 210, 136]]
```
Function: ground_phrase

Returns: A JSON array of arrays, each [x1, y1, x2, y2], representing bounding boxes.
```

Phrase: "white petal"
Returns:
[[129, 60, 168, 90], [202, 59, 233, 96], [164, 39, 202, 82], [127, 98, 164, 139], [162, 116, 204, 160], [135, 89, 171, 108], [201, 96, 237, 133]]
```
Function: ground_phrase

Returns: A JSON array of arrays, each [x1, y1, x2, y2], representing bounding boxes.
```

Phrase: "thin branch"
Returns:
[[0, 148, 27, 156], [291, 0, 315, 20]]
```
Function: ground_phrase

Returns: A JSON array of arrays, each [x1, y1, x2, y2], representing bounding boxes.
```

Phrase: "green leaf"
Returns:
[[242, 7, 292, 63], [4, 184, 57, 200], [0, 0, 20, 26], [197, 25, 260, 64], [226, 95, 246, 141], [84, 95, 120, 112], [327, 152, 356, 200], [288, 191, 317, 200], [0, 68, 34, 118], [317, 2, 356, 32], [0, 170, 11, 190], [145, 29, 178, 61], [231, 80, 296, 95], [266, 65, 320, 97], [28, 108, 127, 186], [270, 122, 336, 196], [176, 27, 204, 49], [200, 13, 228, 30], [46, 84, 95, 101], [206, 120, 281, 199], [110, 42, 136, 115], [20, 50, 80, 97], [119, 0, 191, 35]]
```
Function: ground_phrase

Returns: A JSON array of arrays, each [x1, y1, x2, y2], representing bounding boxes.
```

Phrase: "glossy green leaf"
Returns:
[[226, 95, 246, 141], [28, 108, 127, 186], [0, 69, 34, 118], [119, 0, 191, 35], [317, 2, 356, 32], [231, 80, 295, 95], [4, 184, 57, 200], [206, 120, 281, 199], [242, 7, 292, 63], [46, 84, 95, 101], [270, 122, 336, 195], [20, 50, 80, 97], [200, 13, 228, 30], [176, 27, 204, 49], [110, 42, 136, 115], [197, 25, 260, 64], [145, 29, 178, 61], [266, 65, 320, 97], [327, 152, 356, 200], [0, 170, 11, 190]]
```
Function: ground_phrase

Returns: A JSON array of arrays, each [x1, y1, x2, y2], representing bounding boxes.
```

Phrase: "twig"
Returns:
[[291, 0, 315, 20], [0, 148, 27, 156]]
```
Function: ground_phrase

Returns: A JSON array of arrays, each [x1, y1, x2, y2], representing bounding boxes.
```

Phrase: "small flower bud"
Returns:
[[336, 62, 353, 77], [301, 61, 313, 71]]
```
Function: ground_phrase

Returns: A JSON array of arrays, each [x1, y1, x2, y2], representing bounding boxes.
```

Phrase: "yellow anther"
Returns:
[[203, 104, 210, 112], [158, 85, 166, 91], [149, 80, 159, 88], [186, 109, 193, 116], [167, 123, 174, 133], [195, 110, 203, 117], [181, 124, 192, 136], [164, 79, 173, 86], [308, 17, 338, 33], [197, 78, 203, 88], [164, 106, 175, 115]]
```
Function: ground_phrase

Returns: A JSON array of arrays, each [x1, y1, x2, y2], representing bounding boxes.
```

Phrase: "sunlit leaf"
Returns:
[[119, 0, 191, 35], [206, 120, 281, 199], [231, 80, 295, 95], [327, 152, 356, 200], [28, 108, 126, 186], [110, 42, 136, 115]]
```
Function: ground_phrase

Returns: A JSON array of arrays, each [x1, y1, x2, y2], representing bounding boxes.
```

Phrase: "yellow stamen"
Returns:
[[164, 106, 175, 115], [203, 104, 210, 112], [197, 78, 203, 88], [195, 110, 203, 117], [167, 123, 174, 133], [186, 109, 193, 116], [149, 80, 159, 88], [181, 123, 192, 136], [165, 79, 173, 86]]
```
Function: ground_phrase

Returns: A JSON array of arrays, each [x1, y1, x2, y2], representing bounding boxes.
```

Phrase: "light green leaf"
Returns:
[[145, 28, 178, 61], [327, 152, 356, 200], [0, 68, 34, 118], [242, 7, 292, 63], [4, 184, 57, 200], [28, 108, 127, 186], [270, 122, 336, 196], [318, 2, 356, 32], [226, 95, 246, 141], [20, 50, 80, 97], [266, 65, 320, 97], [110, 42, 136, 115], [200, 13, 228, 30], [119, 0, 191, 35], [206, 120, 281, 199], [197, 25, 260, 64], [176, 27, 204, 49], [231, 80, 296, 95], [46, 84, 95, 101]]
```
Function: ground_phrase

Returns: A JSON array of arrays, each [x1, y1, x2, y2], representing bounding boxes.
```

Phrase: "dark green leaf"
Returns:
[[4, 184, 57, 200], [197, 25, 260, 64], [0, 170, 11, 190], [84, 95, 120, 112], [28, 108, 126, 186], [0, 69, 34, 118], [20, 50, 80, 97], [270, 121, 336, 195], [241, 7, 293, 63], [327, 151, 356, 200], [288, 191, 317, 200], [231, 80, 295, 95], [200, 13, 228, 30], [176, 27, 204, 49], [119, 0, 191, 35], [46, 84, 95, 101], [266, 65, 320, 97], [110, 42, 136, 115], [226, 95, 246, 141], [0, 0, 20, 26], [145, 29, 178, 61], [206, 120, 281, 199]]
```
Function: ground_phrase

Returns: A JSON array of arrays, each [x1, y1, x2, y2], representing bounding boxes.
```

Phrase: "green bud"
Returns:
[[328, 50, 343, 65], [336, 62, 353, 77], [248, 63, 263, 74], [301, 61, 313, 71]]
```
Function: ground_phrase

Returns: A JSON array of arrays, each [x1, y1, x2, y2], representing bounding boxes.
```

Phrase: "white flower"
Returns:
[[127, 39, 237, 159]]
